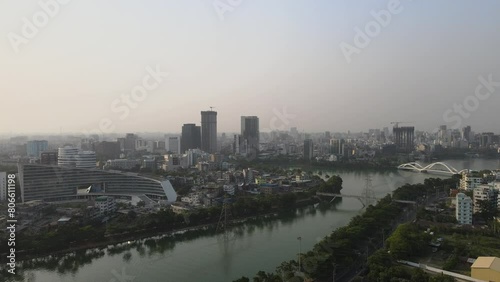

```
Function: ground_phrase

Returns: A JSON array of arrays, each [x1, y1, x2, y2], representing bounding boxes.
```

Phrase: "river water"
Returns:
[[9, 159, 499, 282]]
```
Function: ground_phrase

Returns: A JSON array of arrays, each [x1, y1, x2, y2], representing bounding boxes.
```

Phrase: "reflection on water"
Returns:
[[6, 159, 497, 282], [5, 204, 339, 281]]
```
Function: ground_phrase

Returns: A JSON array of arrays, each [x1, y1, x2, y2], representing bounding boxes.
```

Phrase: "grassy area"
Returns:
[[442, 233, 500, 258], [415, 229, 500, 276]]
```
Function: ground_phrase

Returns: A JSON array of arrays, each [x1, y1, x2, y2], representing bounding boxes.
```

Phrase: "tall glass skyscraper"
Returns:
[[241, 116, 259, 156], [181, 123, 201, 153], [201, 111, 217, 153]]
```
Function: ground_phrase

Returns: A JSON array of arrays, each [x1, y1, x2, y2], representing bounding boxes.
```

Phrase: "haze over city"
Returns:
[[1, 0, 500, 135]]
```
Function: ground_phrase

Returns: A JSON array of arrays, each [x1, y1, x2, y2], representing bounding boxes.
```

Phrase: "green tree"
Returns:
[[477, 199, 498, 222], [411, 268, 430, 282], [318, 175, 343, 194], [386, 223, 430, 260]]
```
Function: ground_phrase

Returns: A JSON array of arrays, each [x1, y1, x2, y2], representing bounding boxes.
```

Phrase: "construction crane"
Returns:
[[390, 121, 413, 128]]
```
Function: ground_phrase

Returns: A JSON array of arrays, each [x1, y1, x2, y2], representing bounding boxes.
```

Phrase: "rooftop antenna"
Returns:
[[210, 106, 215, 111]]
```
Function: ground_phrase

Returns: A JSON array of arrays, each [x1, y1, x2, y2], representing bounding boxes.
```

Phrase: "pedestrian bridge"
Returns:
[[397, 162, 468, 175], [316, 192, 416, 208]]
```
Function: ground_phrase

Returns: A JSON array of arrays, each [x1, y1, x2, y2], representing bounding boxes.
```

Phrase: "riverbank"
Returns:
[[236, 177, 460, 282], [1, 195, 322, 264]]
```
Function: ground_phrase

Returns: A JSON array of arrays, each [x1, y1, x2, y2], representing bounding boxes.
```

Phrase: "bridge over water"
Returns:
[[397, 162, 468, 176], [316, 192, 416, 208]]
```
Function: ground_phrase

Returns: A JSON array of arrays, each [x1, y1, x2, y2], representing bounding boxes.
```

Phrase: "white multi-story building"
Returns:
[[58, 147, 96, 169], [473, 185, 496, 214], [0, 172, 6, 202], [456, 193, 473, 225], [75, 151, 97, 169], [180, 193, 203, 206], [460, 173, 483, 190], [95, 196, 116, 215]]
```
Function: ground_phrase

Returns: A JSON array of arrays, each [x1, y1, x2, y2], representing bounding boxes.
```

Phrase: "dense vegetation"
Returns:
[[236, 177, 460, 282]]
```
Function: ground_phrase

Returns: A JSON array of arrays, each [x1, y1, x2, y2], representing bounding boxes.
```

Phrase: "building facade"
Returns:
[[40, 151, 58, 165], [58, 147, 96, 169], [473, 185, 496, 214], [455, 193, 473, 225], [181, 123, 201, 153], [95, 196, 116, 215], [168, 137, 180, 154], [18, 164, 177, 203], [201, 111, 217, 153], [460, 173, 483, 190], [105, 159, 140, 170], [393, 126, 415, 153], [303, 139, 313, 160], [241, 116, 259, 156], [471, 257, 500, 282], [27, 140, 48, 158]]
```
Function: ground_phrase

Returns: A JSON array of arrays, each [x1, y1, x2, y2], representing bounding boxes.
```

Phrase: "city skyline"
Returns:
[[1, 1, 500, 134]]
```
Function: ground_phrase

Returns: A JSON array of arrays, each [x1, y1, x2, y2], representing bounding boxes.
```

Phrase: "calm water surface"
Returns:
[[10, 159, 498, 282]]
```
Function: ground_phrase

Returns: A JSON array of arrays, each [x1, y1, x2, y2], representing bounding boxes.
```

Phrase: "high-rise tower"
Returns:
[[201, 111, 217, 153], [241, 116, 259, 156], [181, 124, 201, 153]]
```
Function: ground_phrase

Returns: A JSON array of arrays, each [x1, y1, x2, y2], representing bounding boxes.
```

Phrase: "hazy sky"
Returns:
[[1, 0, 499, 135]]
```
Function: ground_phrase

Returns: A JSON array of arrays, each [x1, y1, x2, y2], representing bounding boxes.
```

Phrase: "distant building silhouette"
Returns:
[[124, 133, 138, 152], [241, 116, 259, 156], [27, 140, 48, 158], [168, 137, 180, 154], [201, 111, 217, 153], [95, 141, 121, 160], [393, 126, 414, 153], [40, 151, 58, 165], [181, 124, 201, 153], [303, 139, 313, 160]]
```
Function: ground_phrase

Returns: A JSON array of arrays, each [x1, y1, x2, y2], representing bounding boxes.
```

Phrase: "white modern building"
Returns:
[[168, 137, 180, 154], [0, 172, 6, 202], [460, 173, 483, 190], [95, 196, 116, 215], [58, 147, 96, 169], [456, 193, 473, 225], [18, 164, 177, 203], [58, 147, 80, 167], [473, 185, 496, 214], [180, 193, 203, 206], [75, 151, 97, 169]]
